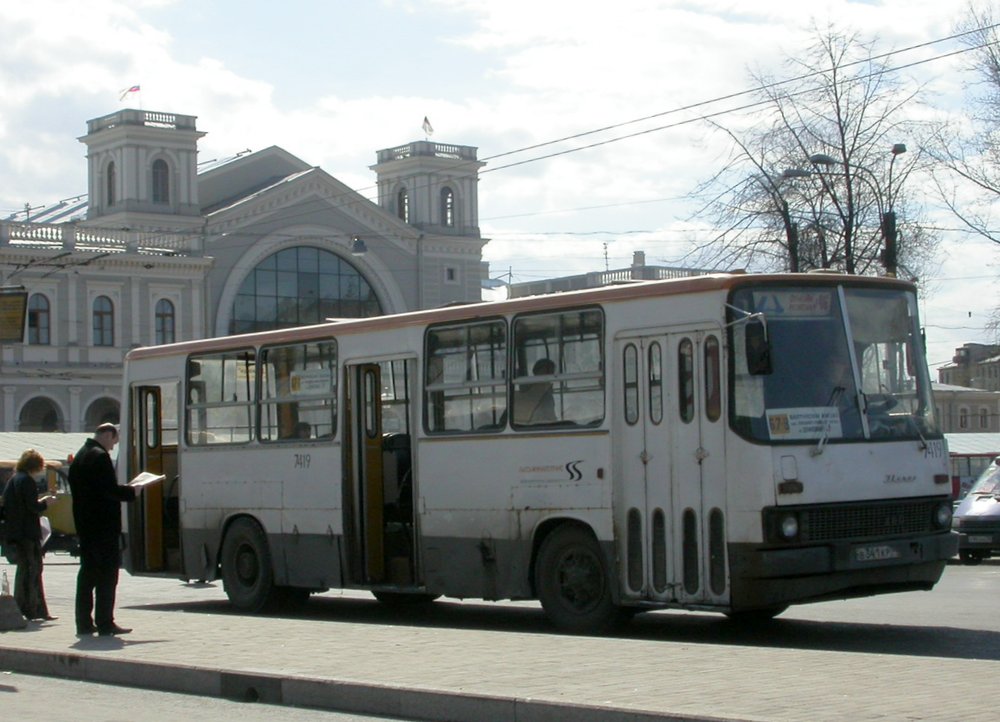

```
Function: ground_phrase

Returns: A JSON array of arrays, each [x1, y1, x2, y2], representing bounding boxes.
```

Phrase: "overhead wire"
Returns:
[[3, 24, 995, 264]]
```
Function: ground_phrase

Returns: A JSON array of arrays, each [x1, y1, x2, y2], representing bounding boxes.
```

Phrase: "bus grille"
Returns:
[[801, 499, 936, 542]]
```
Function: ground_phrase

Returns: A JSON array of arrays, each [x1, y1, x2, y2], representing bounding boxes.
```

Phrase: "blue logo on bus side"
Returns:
[[566, 460, 583, 481]]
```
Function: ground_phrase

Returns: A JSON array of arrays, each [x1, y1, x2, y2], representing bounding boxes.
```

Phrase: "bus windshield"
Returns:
[[729, 284, 939, 444]]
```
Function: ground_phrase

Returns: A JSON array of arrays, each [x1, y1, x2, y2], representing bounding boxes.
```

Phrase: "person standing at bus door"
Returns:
[[69, 423, 136, 636], [515, 358, 557, 425], [2, 448, 57, 621]]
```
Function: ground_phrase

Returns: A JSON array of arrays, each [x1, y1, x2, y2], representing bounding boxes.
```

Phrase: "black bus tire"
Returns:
[[535, 524, 620, 633], [220, 518, 281, 613]]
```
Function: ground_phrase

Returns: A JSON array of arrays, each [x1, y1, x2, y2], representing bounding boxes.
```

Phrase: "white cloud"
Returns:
[[0, 0, 995, 367]]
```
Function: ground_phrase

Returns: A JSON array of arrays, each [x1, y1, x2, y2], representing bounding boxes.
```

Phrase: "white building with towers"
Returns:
[[0, 108, 487, 432]]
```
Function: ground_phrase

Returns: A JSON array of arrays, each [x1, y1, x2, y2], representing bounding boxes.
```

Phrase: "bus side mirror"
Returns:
[[745, 319, 772, 375]]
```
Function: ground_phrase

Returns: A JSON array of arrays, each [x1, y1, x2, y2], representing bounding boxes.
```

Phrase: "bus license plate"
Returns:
[[853, 543, 902, 563], [968, 535, 993, 545]]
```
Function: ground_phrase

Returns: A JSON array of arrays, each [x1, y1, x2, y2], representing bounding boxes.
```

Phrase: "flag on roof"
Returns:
[[422, 116, 434, 136], [119, 85, 141, 101]]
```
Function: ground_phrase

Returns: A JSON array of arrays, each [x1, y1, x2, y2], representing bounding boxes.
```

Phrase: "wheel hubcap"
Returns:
[[556, 549, 603, 612], [235, 544, 259, 585]]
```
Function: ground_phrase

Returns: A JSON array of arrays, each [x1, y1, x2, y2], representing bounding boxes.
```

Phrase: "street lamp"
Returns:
[[350, 235, 368, 256], [808, 144, 907, 276]]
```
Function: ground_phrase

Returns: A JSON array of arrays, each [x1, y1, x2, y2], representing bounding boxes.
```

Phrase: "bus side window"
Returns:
[[511, 308, 604, 429]]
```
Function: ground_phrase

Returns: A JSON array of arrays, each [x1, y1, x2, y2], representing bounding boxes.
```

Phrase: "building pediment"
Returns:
[[203, 164, 421, 250]]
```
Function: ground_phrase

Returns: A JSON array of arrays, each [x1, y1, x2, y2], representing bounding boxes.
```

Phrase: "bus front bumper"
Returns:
[[728, 531, 957, 610]]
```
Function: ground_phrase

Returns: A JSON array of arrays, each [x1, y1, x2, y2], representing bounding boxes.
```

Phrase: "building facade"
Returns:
[[0, 109, 487, 432], [938, 342, 1000, 392]]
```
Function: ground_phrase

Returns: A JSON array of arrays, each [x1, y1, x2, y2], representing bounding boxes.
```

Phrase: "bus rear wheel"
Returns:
[[535, 525, 620, 633], [221, 518, 282, 613]]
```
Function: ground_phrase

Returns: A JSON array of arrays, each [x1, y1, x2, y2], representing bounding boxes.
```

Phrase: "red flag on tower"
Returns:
[[119, 85, 141, 101]]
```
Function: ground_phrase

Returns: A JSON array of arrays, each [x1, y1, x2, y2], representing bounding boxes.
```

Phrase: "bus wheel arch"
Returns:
[[219, 515, 282, 613], [532, 520, 623, 633]]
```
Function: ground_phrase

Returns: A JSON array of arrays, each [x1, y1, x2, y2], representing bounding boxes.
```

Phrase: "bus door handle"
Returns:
[[639, 450, 651, 465], [695, 447, 709, 464]]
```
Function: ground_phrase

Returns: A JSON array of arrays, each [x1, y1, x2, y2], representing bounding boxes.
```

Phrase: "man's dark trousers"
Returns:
[[76, 537, 122, 631]]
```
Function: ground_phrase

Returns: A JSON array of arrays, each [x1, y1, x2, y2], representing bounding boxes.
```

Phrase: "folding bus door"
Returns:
[[615, 328, 728, 607]]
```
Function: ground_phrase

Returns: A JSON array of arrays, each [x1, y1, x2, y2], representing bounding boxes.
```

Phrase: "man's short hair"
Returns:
[[95, 422, 119, 437]]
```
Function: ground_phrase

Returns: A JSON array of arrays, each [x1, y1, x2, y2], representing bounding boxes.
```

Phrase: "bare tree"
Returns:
[[926, 3, 1000, 343], [690, 27, 935, 279], [929, 3, 1000, 248]]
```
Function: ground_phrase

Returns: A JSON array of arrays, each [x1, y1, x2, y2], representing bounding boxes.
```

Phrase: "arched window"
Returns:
[[152, 159, 170, 204], [397, 188, 409, 223], [27, 293, 50, 345], [19, 397, 60, 432], [440, 186, 455, 227], [230, 246, 382, 334], [107, 161, 116, 206], [85, 398, 120, 430], [93, 295, 114, 347], [155, 298, 176, 345]]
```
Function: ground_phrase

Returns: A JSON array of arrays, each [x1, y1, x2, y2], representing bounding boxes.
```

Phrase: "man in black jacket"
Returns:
[[69, 423, 136, 636]]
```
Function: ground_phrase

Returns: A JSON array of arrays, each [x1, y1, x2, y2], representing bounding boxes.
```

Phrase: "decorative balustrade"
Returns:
[[0, 220, 201, 255], [86, 109, 198, 134], [376, 141, 478, 164]]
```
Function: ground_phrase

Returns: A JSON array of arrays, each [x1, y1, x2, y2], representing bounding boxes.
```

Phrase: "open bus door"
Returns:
[[343, 359, 418, 589], [127, 383, 181, 574]]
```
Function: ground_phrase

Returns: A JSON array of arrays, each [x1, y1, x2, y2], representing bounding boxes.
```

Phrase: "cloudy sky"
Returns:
[[0, 0, 995, 370]]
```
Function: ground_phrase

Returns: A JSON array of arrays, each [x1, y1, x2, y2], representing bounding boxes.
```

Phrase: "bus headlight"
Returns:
[[779, 514, 799, 540], [933, 502, 952, 530]]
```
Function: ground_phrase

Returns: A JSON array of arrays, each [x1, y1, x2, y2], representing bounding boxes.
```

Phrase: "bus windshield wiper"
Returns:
[[907, 414, 929, 451], [811, 386, 845, 457]]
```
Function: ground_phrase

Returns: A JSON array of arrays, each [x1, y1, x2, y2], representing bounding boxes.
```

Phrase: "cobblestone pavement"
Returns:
[[0, 556, 995, 722]]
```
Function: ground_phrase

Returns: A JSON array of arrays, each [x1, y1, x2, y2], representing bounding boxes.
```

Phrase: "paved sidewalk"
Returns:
[[0, 557, 995, 722]]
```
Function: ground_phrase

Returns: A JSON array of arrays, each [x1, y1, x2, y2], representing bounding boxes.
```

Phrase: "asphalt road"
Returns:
[[4, 554, 997, 722]]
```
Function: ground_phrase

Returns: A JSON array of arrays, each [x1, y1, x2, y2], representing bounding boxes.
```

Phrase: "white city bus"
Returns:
[[120, 272, 956, 631]]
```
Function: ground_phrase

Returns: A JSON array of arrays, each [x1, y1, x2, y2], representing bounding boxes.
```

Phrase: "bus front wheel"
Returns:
[[221, 518, 281, 613], [535, 525, 620, 633]]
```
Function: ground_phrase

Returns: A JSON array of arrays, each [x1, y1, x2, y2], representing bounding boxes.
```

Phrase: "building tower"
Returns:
[[370, 141, 484, 236], [79, 109, 206, 231]]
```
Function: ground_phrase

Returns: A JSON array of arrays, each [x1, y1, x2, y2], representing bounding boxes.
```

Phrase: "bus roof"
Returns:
[[127, 271, 917, 361]]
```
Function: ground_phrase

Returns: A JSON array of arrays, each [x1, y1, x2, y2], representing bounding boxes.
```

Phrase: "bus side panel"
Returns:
[[416, 433, 613, 601], [177, 444, 343, 588]]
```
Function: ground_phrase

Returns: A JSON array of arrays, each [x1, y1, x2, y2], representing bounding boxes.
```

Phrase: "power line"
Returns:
[[475, 24, 998, 166], [6, 25, 994, 252]]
